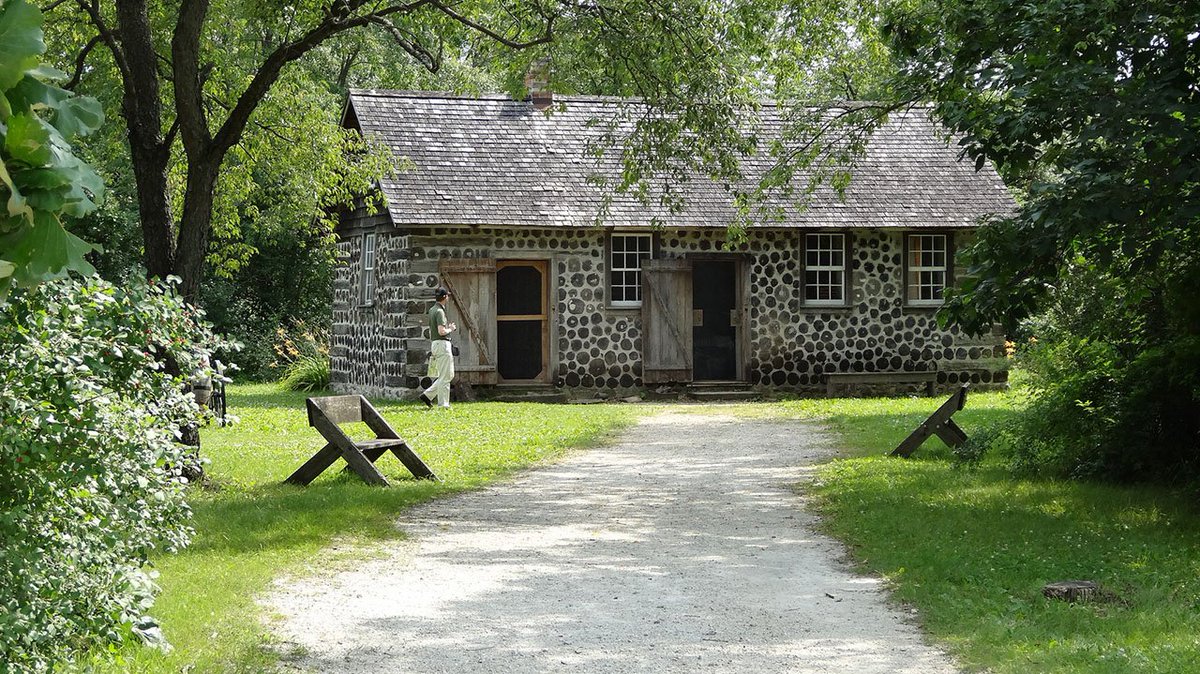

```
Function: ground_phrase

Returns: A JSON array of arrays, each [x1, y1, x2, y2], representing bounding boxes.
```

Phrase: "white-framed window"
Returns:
[[906, 233, 948, 306], [609, 232, 653, 307], [804, 232, 846, 305], [360, 232, 377, 306]]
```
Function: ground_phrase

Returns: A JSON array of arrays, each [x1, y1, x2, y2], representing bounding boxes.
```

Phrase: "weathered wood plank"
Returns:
[[440, 258, 498, 385], [307, 395, 363, 426], [826, 371, 937, 396], [284, 442, 340, 486], [642, 259, 693, 384], [390, 443, 439, 481]]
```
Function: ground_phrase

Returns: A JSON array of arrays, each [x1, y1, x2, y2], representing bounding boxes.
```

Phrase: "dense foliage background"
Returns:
[[886, 0, 1200, 480]]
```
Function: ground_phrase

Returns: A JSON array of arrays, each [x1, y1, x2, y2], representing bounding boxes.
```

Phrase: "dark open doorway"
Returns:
[[496, 260, 549, 382], [692, 259, 739, 381]]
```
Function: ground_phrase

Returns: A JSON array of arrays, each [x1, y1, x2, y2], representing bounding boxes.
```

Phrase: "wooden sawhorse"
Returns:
[[890, 384, 970, 458], [285, 395, 438, 486]]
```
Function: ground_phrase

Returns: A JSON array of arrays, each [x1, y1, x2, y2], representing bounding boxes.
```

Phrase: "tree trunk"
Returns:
[[173, 161, 221, 302], [114, 0, 176, 281]]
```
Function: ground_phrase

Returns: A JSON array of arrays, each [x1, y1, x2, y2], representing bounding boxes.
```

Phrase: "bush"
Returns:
[[0, 276, 232, 671], [275, 322, 330, 391], [983, 264, 1200, 482]]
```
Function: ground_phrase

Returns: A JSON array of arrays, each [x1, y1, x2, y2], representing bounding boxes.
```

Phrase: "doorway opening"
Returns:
[[496, 260, 549, 383], [691, 259, 740, 381]]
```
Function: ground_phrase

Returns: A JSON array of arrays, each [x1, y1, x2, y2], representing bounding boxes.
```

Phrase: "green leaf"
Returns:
[[55, 153, 105, 217], [5, 112, 52, 165], [0, 0, 45, 91], [0, 155, 33, 220], [0, 209, 96, 284], [52, 95, 104, 138], [12, 166, 70, 190], [7, 73, 71, 114], [24, 64, 66, 83]]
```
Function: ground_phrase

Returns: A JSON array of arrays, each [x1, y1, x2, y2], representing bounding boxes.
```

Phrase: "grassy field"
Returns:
[[101, 384, 1200, 673], [763, 390, 1200, 674], [103, 385, 638, 673]]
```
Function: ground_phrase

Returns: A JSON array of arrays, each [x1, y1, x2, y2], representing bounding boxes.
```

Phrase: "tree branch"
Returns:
[[429, 0, 555, 49], [367, 15, 441, 72], [75, 0, 131, 82], [210, 0, 438, 156], [64, 34, 104, 91]]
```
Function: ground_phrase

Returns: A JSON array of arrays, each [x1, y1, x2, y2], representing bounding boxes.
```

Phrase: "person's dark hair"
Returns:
[[434, 287, 450, 300]]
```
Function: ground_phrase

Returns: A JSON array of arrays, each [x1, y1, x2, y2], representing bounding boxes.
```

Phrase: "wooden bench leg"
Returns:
[[339, 445, 390, 487], [285, 443, 341, 486], [390, 443, 439, 481], [933, 418, 968, 447]]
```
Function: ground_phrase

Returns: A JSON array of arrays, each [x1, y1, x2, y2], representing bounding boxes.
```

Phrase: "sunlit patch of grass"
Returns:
[[797, 387, 1200, 673]]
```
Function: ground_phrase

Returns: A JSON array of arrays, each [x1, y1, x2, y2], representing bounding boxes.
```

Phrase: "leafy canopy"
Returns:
[[885, 0, 1200, 480], [885, 0, 1200, 332]]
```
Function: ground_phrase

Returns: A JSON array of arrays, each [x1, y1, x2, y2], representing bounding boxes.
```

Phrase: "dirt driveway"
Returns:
[[267, 409, 960, 673]]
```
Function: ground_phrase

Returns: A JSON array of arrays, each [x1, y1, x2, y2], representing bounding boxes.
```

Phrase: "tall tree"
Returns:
[[884, 0, 1200, 478], [50, 0, 895, 301]]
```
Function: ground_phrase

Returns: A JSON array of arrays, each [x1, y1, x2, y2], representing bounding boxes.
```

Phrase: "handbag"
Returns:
[[451, 342, 460, 356]]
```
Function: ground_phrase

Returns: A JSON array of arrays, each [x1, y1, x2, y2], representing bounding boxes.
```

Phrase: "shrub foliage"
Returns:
[[0, 277, 230, 671]]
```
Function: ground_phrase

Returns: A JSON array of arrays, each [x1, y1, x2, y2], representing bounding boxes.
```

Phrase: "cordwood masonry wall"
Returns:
[[331, 223, 1008, 400]]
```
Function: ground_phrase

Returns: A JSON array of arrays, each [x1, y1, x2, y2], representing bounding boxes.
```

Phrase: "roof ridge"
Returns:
[[346, 88, 924, 111]]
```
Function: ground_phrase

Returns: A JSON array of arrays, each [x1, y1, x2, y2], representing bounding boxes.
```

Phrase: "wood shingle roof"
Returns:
[[346, 90, 1014, 229]]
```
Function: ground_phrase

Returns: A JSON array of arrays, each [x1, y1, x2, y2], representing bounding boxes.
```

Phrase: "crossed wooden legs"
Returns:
[[285, 439, 437, 487]]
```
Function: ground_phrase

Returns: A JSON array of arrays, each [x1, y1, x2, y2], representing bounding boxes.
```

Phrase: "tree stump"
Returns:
[[1042, 580, 1099, 602]]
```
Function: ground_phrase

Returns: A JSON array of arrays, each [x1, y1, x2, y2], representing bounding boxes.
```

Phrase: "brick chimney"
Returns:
[[524, 58, 553, 110]]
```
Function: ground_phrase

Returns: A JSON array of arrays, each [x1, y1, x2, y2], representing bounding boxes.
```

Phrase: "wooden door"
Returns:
[[439, 258, 498, 385], [641, 258, 693, 384], [496, 260, 550, 383]]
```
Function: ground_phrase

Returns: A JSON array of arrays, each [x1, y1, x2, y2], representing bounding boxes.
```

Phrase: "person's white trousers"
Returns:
[[424, 340, 455, 407]]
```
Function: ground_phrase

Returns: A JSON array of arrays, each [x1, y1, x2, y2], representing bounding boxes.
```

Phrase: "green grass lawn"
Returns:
[[761, 389, 1200, 674], [102, 384, 638, 673], [100, 384, 1200, 674]]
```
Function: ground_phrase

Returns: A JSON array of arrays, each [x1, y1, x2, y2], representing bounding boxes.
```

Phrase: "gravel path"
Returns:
[[266, 409, 960, 673]]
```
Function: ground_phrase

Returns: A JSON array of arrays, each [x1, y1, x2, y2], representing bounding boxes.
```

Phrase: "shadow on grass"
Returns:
[[181, 476, 449, 558]]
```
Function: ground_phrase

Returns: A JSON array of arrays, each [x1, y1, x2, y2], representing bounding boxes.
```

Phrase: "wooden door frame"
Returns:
[[688, 254, 748, 383], [495, 258, 552, 385]]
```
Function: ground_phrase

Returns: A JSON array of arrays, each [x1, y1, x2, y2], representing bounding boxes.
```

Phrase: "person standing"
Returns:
[[420, 287, 457, 409]]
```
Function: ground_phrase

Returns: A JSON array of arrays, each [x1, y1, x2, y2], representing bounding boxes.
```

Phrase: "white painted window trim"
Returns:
[[907, 233, 948, 307], [610, 232, 653, 308], [803, 232, 847, 306], [360, 232, 377, 307]]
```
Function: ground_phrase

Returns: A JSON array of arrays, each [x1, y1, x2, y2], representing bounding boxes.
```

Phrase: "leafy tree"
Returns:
[[47, 0, 898, 302], [886, 0, 1200, 479], [0, 0, 104, 300]]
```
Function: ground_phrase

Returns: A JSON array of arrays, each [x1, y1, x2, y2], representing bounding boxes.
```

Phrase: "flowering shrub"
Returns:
[[0, 276, 233, 671], [274, 321, 330, 391]]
